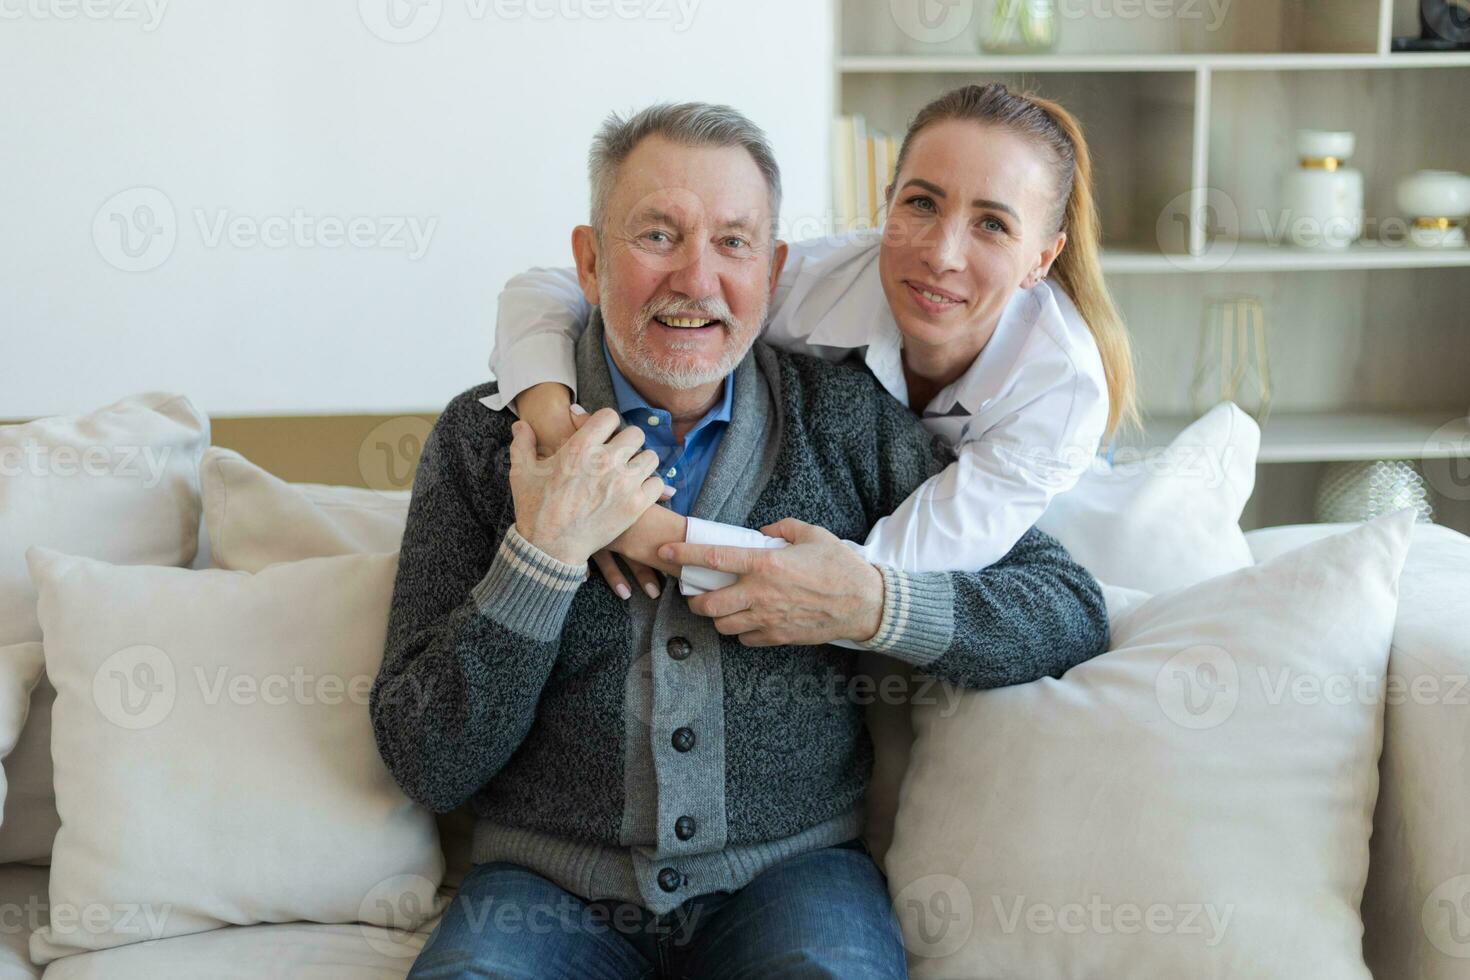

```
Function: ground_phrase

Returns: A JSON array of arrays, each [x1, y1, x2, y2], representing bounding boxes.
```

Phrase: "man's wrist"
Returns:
[[515, 519, 585, 567], [852, 562, 885, 644]]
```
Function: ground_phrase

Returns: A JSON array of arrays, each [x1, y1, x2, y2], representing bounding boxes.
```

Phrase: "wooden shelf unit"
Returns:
[[834, 0, 1470, 532]]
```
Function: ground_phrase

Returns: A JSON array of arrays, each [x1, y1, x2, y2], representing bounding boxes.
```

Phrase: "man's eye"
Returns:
[[645, 230, 671, 243], [722, 237, 748, 249]]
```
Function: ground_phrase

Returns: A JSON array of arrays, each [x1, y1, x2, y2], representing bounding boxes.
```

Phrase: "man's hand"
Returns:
[[509, 408, 666, 565], [657, 518, 885, 647], [565, 402, 673, 601]]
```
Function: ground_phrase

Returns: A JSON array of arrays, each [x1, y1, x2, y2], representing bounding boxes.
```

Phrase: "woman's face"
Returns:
[[878, 119, 1066, 363]]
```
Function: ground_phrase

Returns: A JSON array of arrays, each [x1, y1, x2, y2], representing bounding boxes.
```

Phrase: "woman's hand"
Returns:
[[508, 409, 665, 566], [514, 383, 577, 458], [656, 518, 885, 647]]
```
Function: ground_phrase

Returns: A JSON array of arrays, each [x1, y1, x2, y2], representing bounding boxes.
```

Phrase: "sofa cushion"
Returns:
[[1036, 401, 1258, 594], [0, 392, 206, 865], [0, 863, 48, 979], [36, 886, 453, 980], [23, 547, 444, 965], [0, 391, 208, 647], [201, 446, 409, 570], [886, 509, 1414, 978]]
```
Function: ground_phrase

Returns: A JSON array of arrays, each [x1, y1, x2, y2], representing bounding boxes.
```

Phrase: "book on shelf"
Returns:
[[832, 114, 898, 233]]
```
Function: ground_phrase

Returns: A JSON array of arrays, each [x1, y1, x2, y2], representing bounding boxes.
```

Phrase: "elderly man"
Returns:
[[371, 103, 1109, 979]]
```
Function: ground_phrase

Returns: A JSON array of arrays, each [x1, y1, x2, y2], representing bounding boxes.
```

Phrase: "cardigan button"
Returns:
[[675, 815, 697, 840], [671, 727, 695, 752], [657, 867, 683, 892], [666, 636, 692, 661]]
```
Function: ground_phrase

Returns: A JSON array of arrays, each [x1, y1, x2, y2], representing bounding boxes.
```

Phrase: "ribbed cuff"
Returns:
[[470, 525, 588, 642], [859, 566, 955, 666]]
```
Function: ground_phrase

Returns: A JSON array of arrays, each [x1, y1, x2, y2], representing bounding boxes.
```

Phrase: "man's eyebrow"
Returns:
[[900, 178, 1021, 222], [716, 214, 758, 233], [629, 207, 682, 226]]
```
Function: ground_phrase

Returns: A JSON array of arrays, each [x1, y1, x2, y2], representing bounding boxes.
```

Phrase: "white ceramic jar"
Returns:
[[1280, 130, 1364, 249], [1396, 170, 1470, 248]]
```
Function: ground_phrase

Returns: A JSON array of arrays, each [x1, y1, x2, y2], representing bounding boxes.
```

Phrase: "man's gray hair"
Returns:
[[588, 102, 782, 242]]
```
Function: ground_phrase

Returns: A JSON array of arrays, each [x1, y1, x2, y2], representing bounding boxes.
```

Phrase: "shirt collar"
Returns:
[[600, 335, 734, 434]]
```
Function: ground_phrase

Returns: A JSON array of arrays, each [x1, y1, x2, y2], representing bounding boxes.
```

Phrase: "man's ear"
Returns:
[[571, 225, 600, 305], [768, 240, 789, 299]]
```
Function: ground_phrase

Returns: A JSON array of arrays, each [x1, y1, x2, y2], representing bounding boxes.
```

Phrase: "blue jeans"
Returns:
[[406, 837, 908, 979]]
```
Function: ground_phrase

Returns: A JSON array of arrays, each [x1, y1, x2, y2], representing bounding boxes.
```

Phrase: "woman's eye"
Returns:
[[906, 195, 936, 213], [980, 217, 1008, 234]]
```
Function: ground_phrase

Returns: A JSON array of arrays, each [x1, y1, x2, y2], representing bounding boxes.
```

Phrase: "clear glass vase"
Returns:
[[979, 0, 1059, 54]]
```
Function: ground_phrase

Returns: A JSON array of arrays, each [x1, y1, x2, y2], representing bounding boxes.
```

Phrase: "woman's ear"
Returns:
[[1026, 230, 1068, 288], [571, 225, 601, 305]]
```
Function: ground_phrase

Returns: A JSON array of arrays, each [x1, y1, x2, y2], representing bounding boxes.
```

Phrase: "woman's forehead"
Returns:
[[903, 120, 1051, 195]]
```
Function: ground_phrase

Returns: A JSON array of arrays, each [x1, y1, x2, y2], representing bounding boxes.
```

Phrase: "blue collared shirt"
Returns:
[[602, 338, 733, 518]]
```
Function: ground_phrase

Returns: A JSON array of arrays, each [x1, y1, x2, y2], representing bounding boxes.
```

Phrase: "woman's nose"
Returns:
[[920, 221, 966, 275]]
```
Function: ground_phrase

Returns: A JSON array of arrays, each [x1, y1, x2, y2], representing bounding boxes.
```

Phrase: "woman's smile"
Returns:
[[902, 278, 966, 315]]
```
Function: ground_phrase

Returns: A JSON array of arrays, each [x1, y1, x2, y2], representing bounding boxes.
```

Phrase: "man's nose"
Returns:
[[665, 239, 720, 302]]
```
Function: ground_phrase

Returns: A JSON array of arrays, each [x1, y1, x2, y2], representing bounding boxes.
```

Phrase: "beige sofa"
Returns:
[[2, 395, 1469, 979]]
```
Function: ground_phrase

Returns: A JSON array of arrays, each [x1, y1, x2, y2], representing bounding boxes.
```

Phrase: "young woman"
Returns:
[[485, 83, 1137, 611]]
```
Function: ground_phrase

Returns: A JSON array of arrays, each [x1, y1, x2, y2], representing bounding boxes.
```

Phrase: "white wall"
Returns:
[[0, 0, 833, 416]]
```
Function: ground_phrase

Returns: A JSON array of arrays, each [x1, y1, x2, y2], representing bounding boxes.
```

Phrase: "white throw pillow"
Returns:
[[0, 391, 208, 865], [192, 448, 487, 890], [887, 509, 1415, 979], [1036, 401, 1258, 594], [200, 446, 409, 572], [860, 579, 1156, 871], [0, 391, 208, 647], [24, 546, 444, 965]]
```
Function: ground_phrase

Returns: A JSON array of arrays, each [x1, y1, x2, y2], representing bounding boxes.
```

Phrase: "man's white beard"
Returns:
[[601, 276, 765, 390]]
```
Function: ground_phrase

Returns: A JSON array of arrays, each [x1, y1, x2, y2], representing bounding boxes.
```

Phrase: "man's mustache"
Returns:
[[639, 294, 736, 326]]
